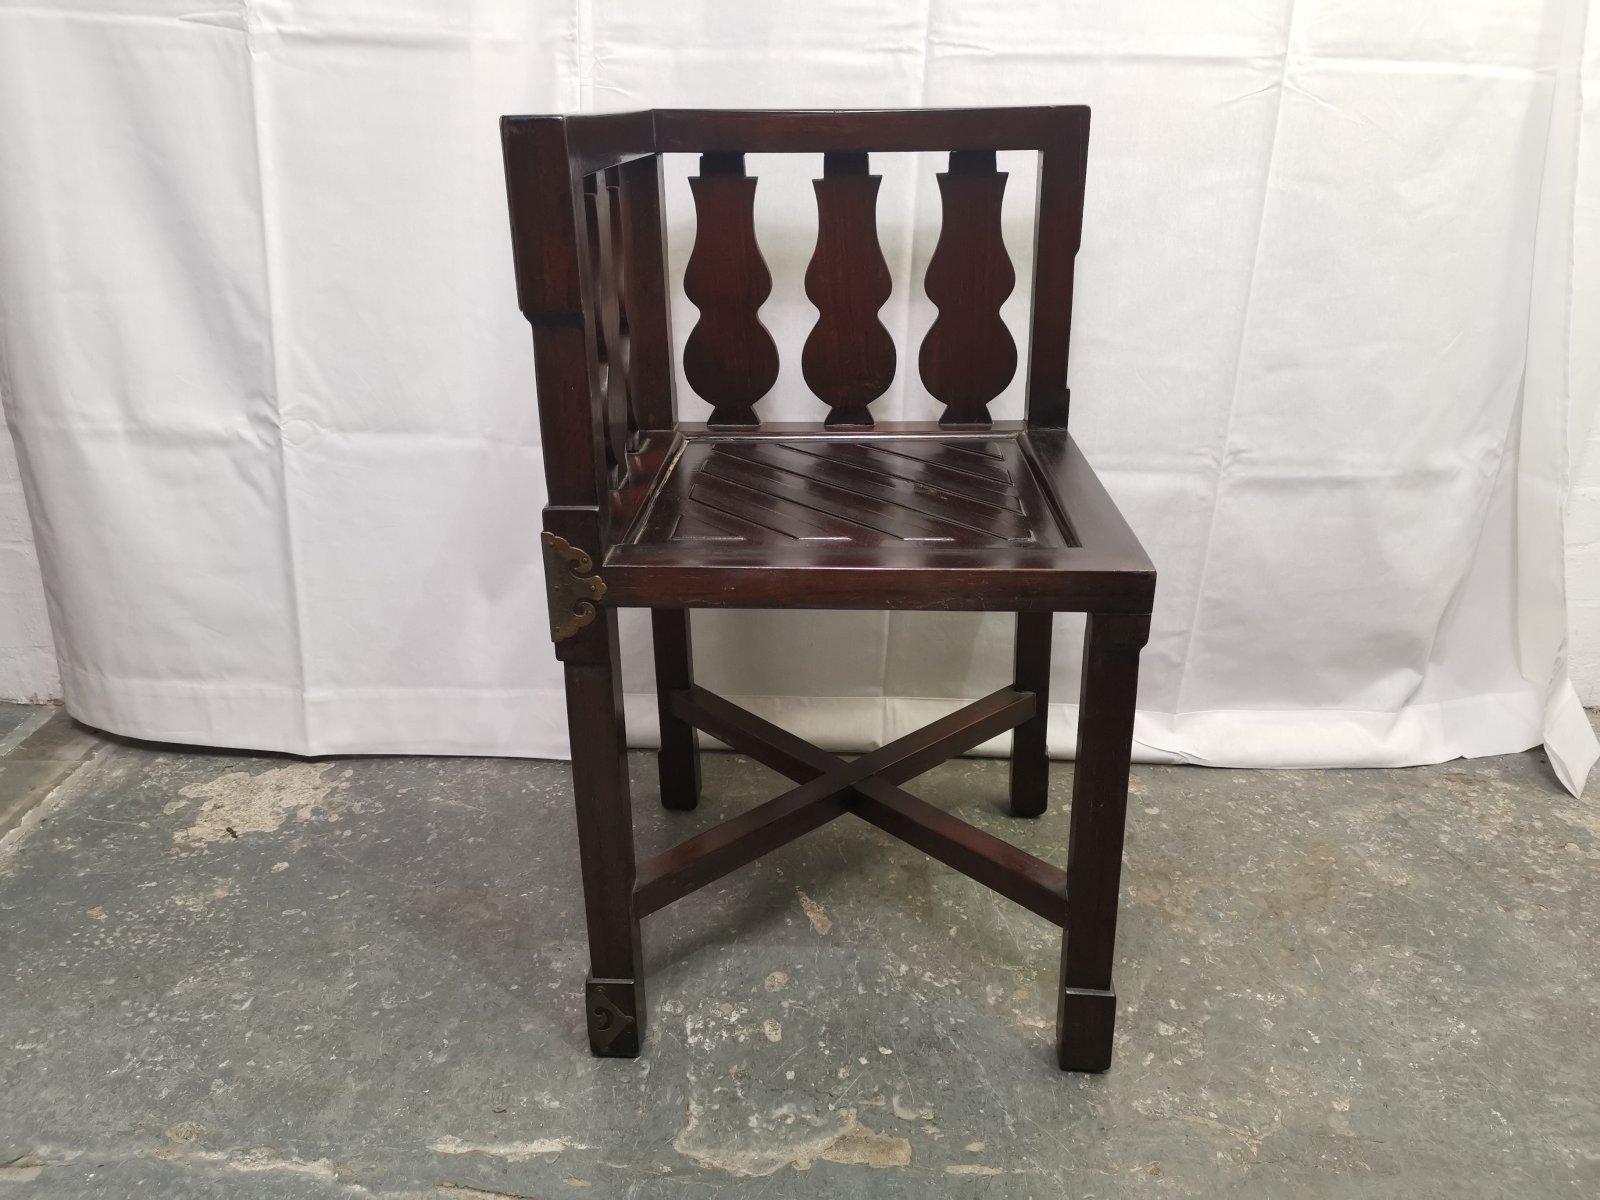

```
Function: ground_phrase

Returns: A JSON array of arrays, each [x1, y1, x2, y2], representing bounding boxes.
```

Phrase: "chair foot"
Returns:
[[1056, 986, 1116, 1072], [658, 750, 701, 811], [586, 976, 643, 1057], [1009, 776, 1049, 820]]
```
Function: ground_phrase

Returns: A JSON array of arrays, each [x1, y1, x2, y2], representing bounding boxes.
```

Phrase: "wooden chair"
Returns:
[[501, 107, 1154, 1072]]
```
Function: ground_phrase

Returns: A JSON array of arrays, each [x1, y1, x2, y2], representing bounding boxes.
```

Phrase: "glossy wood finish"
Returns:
[[590, 175, 633, 481], [682, 153, 779, 426], [636, 435, 1054, 549], [636, 685, 1032, 915], [803, 152, 895, 426], [617, 154, 676, 432], [1058, 612, 1149, 1072], [502, 107, 1153, 1074], [653, 106, 1084, 153], [501, 116, 608, 512], [604, 425, 1152, 613], [563, 613, 645, 1056], [920, 150, 1017, 426], [1025, 108, 1090, 428], [665, 686, 1068, 924]]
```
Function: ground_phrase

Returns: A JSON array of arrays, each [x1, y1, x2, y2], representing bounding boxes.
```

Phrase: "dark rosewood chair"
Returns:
[[501, 107, 1154, 1072]]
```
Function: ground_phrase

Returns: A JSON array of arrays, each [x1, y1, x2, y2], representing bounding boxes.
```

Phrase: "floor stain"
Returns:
[[674, 1103, 909, 1176], [143, 1146, 345, 1181], [429, 1135, 588, 1162], [171, 764, 350, 848], [797, 890, 832, 935], [2, 709, 1597, 1198]]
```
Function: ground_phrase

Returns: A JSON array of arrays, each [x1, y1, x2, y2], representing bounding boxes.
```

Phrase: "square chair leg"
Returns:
[[1057, 612, 1149, 1072], [563, 613, 647, 1057], [652, 608, 702, 811], [1009, 611, 1054, 817]]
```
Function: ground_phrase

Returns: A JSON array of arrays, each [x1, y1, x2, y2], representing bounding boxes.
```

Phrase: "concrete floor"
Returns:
[[1, 702, 1596, 1198]]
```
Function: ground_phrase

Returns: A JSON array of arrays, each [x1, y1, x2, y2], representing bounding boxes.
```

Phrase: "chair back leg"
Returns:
[[1009, 610, 1055, 817], [563, 614, 647, 1056], [652, 608, 702, 810], [1057, 611, 1149, 1071]]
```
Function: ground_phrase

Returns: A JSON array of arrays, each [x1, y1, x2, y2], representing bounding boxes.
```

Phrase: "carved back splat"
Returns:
[[919, 150, 1017, 427], [683, 153, 780, 427], [803, 152, 896, 427]]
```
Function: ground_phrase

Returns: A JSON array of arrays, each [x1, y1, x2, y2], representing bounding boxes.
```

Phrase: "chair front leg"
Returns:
[[563, 612, 647, 1057], [1009, 610, 1054, 817], [651, 608, 702, 811], [1057, 612, 1149, 1072]]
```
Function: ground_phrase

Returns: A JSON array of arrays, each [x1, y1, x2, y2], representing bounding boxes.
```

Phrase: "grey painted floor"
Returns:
[[1, 701, 1596, 1198]]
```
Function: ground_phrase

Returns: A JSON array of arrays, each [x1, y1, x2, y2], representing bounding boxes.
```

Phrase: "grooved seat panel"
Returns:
[[602, 425, 1153, 612], [638, 434, 1062, 549]]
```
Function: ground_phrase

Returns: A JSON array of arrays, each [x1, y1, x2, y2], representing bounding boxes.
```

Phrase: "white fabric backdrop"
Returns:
[[1, 1, 1596, 794]]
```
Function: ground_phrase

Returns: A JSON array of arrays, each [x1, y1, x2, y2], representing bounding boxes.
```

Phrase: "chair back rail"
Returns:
[[502, 106, 1090, 540]]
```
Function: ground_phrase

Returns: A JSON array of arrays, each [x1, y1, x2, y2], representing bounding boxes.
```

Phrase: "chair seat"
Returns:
[[604, 423, 1154, 612]]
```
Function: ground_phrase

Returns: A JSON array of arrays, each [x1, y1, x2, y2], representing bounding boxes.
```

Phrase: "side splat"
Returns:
[[919, 150, 1017, 427], [683, 153, 780, 427], [616, 154, 675, 433], [803, 151, 896, 427], [590, 173, 632, 483]]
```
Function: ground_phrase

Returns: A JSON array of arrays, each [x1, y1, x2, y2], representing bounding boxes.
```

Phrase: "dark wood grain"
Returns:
[[618, 154, 676, 432], [653, 106, 1087, 153], [1058, 612, 1149, 1072], [668, 685, 1034, 791], [561, 110, 655, 174], [633, 766, 850, 915], [629, 433, 1058, 553], [636, 685, 1034, 915], [1025, 109, 1090, 427], [715, 442, 1033, 540], [651, 608, 700, 810], [687, 470, 864, 541], [501, 116, 607, 509], [669, 686, 1068, 924], [605, 427, 1155, 613], [803, 152, 895, 426], [503, 107, 1152, 1074], [608, 430, 679, 545], [673, 420, 1027, 439], [812, 441, 1022, 508], [682, 153, 779, 426], [1009, 611, 1054, 817], [1020, 428, 1152, 565], [590, 174, 631, 482], [862, 438, 1014, 486], [562, 613, 646, 1055], [693, 448, 1009, 544], [582, 174, 606, 361], [850, 783, 1067, 925], [920, 150, 1017, 427]]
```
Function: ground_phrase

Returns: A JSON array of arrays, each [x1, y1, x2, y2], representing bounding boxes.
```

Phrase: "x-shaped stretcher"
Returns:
[[634, 685, 1069, 925]]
